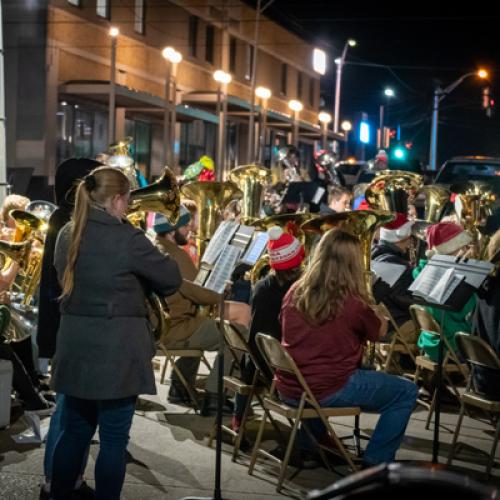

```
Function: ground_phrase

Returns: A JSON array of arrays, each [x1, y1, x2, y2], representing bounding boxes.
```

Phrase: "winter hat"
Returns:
[[379, 212, 413, 243], [267, 226, 305, 271], [425, 222, 472, 258], [153, 205, 191, 234]]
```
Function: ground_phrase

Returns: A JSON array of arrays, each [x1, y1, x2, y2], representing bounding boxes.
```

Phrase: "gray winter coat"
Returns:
[[52, 207, 182, 400]]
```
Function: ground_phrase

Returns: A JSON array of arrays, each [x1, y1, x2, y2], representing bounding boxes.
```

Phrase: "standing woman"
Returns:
[[50, 167, 182, 500], [278, 229, 418, 467]]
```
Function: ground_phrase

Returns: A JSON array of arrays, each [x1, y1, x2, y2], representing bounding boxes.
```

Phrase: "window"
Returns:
[[280, 64, 288, 95], [67, 0, 81, 6], [297, 72, 303, 100], [309, 77, 315, 107], [188, 16, 198, 57], [134, 0, 145, 34], [245, 44, 254, 81], [205, 25, 215, 64], [96, 0, 109, 18], [229, 37, 237, 73]]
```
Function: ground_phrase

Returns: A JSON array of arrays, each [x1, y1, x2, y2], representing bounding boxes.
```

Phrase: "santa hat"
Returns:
[[425, 222, 472, 258], [267, 226, 305, 271], [379, 212, 413, 243]]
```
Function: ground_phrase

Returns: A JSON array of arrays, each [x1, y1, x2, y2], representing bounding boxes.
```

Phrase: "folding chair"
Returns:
[[249, 333, 360, 493], [448, 333, 500, 478], [410, 305, 469, 429], [207, 321, 280, 461], [376, 302, 418, 375]]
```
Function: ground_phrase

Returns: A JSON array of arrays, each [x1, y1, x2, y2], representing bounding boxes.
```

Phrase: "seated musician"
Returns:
[[278, 229, 417, 466], [473, 230, 500, 399], [415, 222, 475, 362], [232, 226, 304, 434], [319, 185, 352, 215], [371, 213, 417, 341], [154, 208, 235, 415]]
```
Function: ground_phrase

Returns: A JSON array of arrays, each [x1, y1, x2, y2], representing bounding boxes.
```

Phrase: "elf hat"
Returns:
[[267, 226, 305, 271], [379, 212, 413, 243], [426, 222, 471, 257]]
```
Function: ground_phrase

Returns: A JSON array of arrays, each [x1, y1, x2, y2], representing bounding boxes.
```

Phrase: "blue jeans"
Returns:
[[44, 394, 89, 481], [51, 395, 137, 500], [281, 369, 418, 465]]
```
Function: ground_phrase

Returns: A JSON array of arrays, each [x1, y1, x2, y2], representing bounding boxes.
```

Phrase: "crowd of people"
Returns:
[[0, 149, 499, 499]]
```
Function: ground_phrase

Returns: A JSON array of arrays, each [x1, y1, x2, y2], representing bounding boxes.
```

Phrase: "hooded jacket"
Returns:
[[37, 158, 101, 358]]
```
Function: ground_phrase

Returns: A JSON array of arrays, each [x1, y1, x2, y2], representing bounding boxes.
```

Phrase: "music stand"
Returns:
[[409, 255, 493, 464]]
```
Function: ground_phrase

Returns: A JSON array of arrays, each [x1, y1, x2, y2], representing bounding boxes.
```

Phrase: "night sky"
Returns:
[[257, 1, 500, 167]]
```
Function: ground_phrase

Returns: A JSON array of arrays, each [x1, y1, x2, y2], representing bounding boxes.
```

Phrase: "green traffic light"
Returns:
[[393, 147, 406, 160]]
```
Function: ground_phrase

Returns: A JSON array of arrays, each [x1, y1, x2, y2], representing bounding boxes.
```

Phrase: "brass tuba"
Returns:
[[229, 165, 271, 224], [419, 185, 450, 223], [107, 136, 139, 188], [180, 180, 242, 258], [128, 166, 181, 227]]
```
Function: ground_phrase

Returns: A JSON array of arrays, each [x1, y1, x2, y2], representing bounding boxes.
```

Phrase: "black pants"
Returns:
[[0, 342, 43, 407]]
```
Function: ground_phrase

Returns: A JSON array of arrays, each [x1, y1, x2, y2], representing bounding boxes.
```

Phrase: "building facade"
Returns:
[[4, 0, 341, 195]]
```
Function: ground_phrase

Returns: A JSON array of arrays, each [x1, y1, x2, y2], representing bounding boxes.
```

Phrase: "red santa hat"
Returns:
[[425, 222, 472, 258], [379, 212, 413, 243], [267, 226, 305, 271]]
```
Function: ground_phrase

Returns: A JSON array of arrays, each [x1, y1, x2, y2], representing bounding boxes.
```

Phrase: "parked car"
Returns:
[[434, 156, 500, 198]]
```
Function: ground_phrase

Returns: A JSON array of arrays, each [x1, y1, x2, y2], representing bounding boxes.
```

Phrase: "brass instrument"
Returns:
[[365, 170, 423, 212], [0, 240, 31, 270], [419, 185, 450, 223], [181, 180, 242, 258], [128, 166, 181, 227], [366, 170, 423, 264], [107, 136, 139, 189], [229, 165, 271, 224]]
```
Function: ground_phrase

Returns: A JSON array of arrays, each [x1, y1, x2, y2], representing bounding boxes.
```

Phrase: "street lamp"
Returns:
[[318, 111, 332, 150], [288, 100, 303, 147], [213, 70, 232, 180], [341, 120, 352, 158], [255, 86, 271, 164], [108, 27, 119, 144], [429, 68, 488, 170], [333, 38, 356, 152], [162, 47, 182, 166], [379, 87, 395, 148]]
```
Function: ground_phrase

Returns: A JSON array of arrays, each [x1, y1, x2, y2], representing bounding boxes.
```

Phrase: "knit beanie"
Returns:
[[425, 222, 472, 258], [379, 212, 413, 243], [153, 205, 191, 234], [267, 226, 305, 271]]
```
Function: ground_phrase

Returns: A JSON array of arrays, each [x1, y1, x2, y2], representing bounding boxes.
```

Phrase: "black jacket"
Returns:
[[37, 158, 101, 358], [371, 240, 414, 326]]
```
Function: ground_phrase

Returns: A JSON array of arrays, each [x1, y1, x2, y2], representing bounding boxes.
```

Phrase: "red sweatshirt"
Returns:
[[277, 287, 381, 401]]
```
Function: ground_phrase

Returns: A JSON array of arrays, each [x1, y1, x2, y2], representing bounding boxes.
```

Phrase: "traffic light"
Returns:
[[392, 146, 406, 161], [482, 87, 494, 117]]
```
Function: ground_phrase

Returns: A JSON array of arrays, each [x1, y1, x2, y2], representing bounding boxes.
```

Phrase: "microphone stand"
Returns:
[[182, 285, 230, 500]]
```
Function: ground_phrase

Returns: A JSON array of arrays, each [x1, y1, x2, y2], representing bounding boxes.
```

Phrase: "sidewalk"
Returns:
[[1, 365, 499, 499]]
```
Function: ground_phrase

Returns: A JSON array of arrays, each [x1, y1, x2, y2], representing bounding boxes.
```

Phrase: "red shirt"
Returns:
[[276, 288, 381, 401]]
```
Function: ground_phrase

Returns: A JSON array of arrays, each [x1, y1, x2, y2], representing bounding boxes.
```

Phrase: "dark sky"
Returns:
[[256, 1, 500, 166]]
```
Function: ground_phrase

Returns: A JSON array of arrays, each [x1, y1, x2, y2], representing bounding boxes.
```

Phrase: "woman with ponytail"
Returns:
[[50, 167, 182, 500]]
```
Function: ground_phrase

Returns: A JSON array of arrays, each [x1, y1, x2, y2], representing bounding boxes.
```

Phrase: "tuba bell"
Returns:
[[128, 166, 181, 226], [419, 185, 450, 223], [229, 165, 271, 224], [181, 180, 242, 258]]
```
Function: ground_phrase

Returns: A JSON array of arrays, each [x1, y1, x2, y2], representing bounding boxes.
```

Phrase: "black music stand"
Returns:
[[409, 255, 493, 464]]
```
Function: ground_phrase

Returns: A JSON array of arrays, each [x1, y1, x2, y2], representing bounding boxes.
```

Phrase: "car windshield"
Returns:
[[437, 162, 500, 186]]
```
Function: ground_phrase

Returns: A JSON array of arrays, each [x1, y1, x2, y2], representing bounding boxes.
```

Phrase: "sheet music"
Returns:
[[204, 245, 241, 294], [428, 271, 465, 304], [200, 220, 239, 265], [231, 224, 255, 252], [241, 231, 269, 266], [408, 264, 443, 300], [371, 261, 408, 288]]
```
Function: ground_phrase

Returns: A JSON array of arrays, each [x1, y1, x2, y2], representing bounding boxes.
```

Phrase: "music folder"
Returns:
[[409, 255, 493, 311]]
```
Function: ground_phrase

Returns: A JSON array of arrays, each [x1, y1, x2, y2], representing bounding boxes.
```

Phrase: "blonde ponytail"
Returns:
[[60, 167, 130, 300]]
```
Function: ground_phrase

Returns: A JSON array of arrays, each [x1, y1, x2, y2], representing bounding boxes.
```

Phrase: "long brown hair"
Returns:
[[292, 229, 371, 325], [60, 167, 130, 299]]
